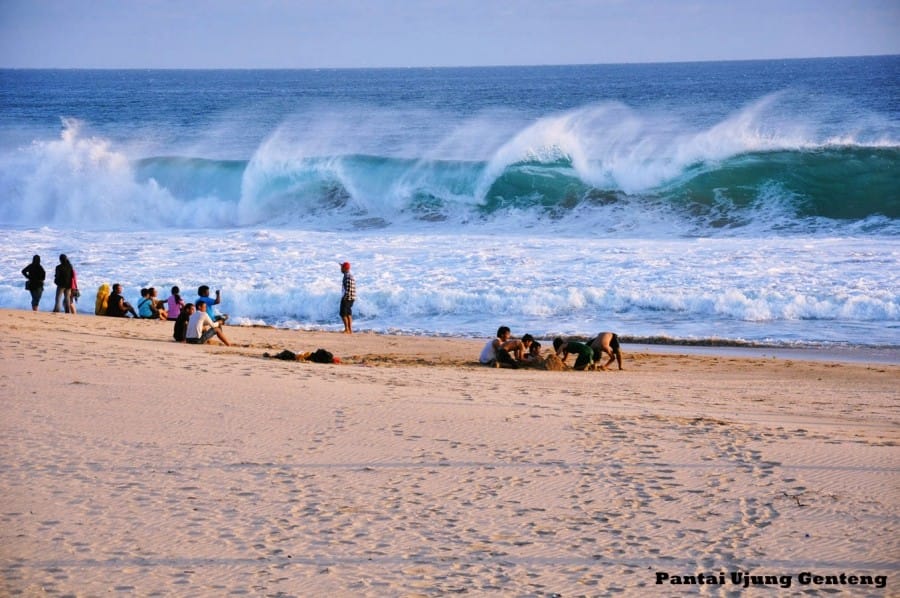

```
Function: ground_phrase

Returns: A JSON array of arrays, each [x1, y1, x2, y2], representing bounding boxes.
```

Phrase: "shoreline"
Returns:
[[1, 308, 897, 595], [16, 308, 900, 365], [627, 342, 900, 365]]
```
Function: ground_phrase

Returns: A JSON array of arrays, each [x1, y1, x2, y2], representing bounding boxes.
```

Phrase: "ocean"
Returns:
[[1, 57, 898, 356]]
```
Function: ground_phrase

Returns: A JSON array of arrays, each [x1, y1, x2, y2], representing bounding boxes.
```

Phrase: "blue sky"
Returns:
[[1, 0, 898, 68]]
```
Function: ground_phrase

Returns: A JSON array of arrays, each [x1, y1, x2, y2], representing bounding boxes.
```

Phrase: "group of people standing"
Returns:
[[479, 326, 623, 371], [21, 254, 80, 314]]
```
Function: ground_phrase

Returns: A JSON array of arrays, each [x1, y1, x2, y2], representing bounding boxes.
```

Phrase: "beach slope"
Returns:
[[0, 310, 897, 595]]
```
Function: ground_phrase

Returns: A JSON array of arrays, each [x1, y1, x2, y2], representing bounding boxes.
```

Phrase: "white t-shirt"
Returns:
[[186, 310, 214, 340], [479, 338, 499, 364]]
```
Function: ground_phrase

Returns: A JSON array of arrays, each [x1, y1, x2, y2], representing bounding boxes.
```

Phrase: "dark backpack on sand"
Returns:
[[308, 348, 334, 364]]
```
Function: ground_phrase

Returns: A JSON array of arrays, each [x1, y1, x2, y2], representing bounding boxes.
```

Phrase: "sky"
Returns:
[[0, 0, 898, 69]]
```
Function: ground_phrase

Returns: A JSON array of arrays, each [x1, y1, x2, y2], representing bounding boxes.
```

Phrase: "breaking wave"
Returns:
[[1, 96, 897, 236]]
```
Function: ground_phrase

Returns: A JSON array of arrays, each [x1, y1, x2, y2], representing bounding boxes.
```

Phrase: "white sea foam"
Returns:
[[1, 228, 897, 348]]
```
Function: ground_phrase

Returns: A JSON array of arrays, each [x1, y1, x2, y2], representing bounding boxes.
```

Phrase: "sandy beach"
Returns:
[[0, 308, 897, 596]]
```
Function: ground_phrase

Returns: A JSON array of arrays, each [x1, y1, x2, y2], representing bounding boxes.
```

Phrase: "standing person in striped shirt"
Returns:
[[340, 261, 356, 334]]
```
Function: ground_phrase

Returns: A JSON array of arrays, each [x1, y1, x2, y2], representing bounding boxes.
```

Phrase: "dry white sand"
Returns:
[[1, 309, 897, 596]]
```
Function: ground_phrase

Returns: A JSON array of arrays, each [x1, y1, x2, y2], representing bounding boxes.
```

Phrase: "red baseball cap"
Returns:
[[341, 261, 351, 270]]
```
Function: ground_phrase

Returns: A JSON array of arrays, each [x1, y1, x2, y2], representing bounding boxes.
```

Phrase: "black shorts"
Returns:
[[610, 334, 620, 351], [340, 298, 354, 317]]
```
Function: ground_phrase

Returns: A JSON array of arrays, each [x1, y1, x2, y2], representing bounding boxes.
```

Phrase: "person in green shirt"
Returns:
[[553, 337, 595, 371]]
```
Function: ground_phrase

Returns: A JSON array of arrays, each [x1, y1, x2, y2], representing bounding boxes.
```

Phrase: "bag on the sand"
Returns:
[[308, 348, 334, 364], [263, 349, 297, 361]]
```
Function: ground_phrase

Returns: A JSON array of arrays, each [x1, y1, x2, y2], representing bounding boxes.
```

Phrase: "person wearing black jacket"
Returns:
[[53, 254, 75, 313], [21, 254, 46, 311], [105, 283, 138, 318]]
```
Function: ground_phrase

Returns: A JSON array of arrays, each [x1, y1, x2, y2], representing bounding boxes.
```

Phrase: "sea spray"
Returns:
[[2, 118, 897, 232]]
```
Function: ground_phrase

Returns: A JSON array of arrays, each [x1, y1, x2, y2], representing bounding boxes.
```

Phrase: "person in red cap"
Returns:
[[340, 261, 356, 334]]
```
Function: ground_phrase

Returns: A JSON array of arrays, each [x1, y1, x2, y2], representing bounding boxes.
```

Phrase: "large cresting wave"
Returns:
[[1, 95, 898, 235]]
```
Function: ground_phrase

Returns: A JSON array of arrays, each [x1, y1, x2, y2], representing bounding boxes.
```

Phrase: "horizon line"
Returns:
[[1, 53, 897, 71]]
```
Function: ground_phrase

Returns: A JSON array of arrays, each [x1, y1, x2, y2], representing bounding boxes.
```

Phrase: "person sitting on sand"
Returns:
[[588, 332, 624, 370], [95, 283, 110, 315], [520, 337, 542, 365], [137, 288, 153, 318], [166, 286, 185, 320], [147, 287, 168, 320], [479, 326, 523, 368], [517, 334, 537, 362], [553, 337, 595, 371], [517, 338, 542, 368], [186, 301, 231, 346], [173, 303, 194, 342], [105, 284, 138, 318], [196, 285, 228, 324]]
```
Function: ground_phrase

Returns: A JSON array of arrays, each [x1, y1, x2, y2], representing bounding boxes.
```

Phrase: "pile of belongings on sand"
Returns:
[[264, 348, 341, 364]]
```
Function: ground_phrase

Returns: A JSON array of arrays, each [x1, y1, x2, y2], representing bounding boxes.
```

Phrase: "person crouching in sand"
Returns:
[[589, 332, 624, 370], [553, 337, 595, 371], [186, 301, 231, 346]]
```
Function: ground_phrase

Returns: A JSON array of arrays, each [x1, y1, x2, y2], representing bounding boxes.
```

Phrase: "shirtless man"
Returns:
[[589, 332, 624, 370]]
